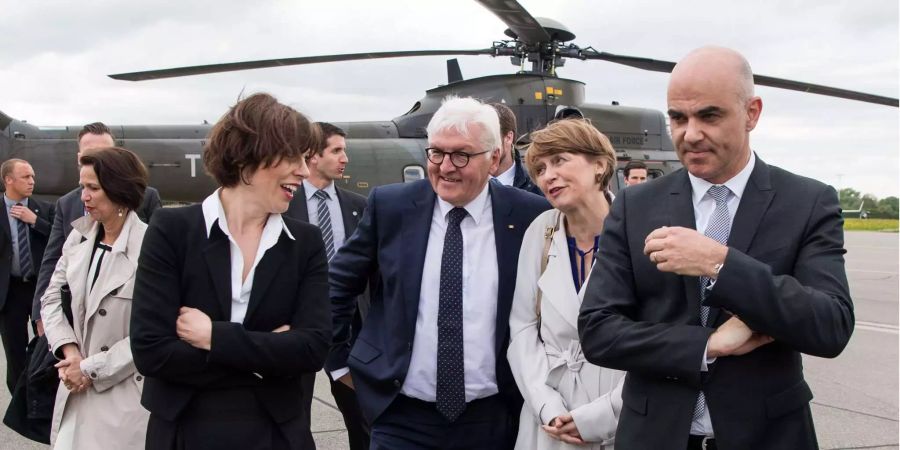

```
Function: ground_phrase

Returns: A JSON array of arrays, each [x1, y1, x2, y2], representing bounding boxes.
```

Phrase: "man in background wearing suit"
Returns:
[[32, 122, 162, 336], [0, 159, 52, 392], [578, 46, 854, 450], [327, 96, 548, 449], [488, 102, 542, 196], [285, 122, 369, 450]]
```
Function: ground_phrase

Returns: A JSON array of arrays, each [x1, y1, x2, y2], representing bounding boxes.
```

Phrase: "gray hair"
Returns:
[[426, 96, 501, 157]]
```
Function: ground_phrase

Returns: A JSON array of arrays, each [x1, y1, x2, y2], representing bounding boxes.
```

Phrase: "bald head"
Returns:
[[670, 46, 755, 104], [666, 46, 762, 184]]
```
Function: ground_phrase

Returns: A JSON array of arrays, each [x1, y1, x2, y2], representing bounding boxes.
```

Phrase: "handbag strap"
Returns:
[[535, 211, 562, 338]]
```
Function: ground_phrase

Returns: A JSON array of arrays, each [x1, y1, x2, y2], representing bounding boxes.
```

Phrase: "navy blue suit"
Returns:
[[327, 179, 548, 446]]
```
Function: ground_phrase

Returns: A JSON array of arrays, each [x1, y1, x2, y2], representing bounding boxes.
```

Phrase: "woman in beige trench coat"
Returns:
[[508, 119, 625, 450], [41, 147, 150, 450]]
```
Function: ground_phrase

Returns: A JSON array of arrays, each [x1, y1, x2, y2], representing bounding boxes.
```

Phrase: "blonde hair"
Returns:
[[525, 119, 617, 190]]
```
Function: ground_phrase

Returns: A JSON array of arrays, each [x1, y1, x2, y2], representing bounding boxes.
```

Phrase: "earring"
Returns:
[[117, 208, 124, 217]]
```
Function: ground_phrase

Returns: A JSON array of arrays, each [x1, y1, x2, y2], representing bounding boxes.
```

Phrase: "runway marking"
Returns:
[[812, 401, 899, 423], [846, 269, 898, 275], [855, 321, 899, 335], [314, 395, 341, 412]]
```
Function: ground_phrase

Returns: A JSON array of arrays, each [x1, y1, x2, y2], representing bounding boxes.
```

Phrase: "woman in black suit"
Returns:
[[130, 93, 330, 450]]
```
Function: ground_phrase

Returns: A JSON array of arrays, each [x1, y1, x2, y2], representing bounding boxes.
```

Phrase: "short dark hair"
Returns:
[[78, 122, 114, 141], [490, 103, 517, 139], [203, 93, 320, 187], [310, 122, 346, 157], [0, 158, 26, 182], [79, 147, 148, 211], [623, 160, 648, 177]]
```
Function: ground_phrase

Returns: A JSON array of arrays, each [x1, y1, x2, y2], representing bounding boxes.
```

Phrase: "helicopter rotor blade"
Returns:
[[475, 0, 550, 44], [109, 49, 495, 81], [583, 50, 899, 108]]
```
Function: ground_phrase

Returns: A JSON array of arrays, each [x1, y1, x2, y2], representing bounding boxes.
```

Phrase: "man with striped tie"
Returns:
[[285, 122, 369, 449], [0, 159, 52, 392]]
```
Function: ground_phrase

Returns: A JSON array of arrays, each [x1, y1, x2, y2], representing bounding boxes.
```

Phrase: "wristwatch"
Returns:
[[712, 262, 724, 279]]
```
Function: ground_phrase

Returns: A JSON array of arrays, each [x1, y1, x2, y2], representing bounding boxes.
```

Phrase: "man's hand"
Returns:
[[9, 204, 37, 225], [338, 373, 354, 390], [542, 414, 586, 445], [177, 307, 212, 350], [272, 324, 290, 333], [644, 226, 728, 277], [708, 316, 774, 358]]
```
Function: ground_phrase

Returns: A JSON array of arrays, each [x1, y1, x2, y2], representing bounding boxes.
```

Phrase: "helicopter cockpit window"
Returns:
[[403, 165, 425, 183], [554, 106, 584, 120], [403, 102, 422, 116]]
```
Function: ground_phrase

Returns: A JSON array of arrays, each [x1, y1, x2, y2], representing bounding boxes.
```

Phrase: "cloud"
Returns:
[[1, 0, 897, 197]]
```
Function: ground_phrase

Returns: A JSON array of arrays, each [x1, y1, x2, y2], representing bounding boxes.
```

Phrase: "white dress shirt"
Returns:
[[494, 161, 516, 187], [687, 152, 755, 436], [201, 190, 294, 324], [401, 183, 500, 402], [303, 180, 347, 251]]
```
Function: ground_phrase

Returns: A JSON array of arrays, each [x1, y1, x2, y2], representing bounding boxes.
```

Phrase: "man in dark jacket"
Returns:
[[0, 159, 52, 392], [31, 122, 162, 335], [489, 103, 543, 196]]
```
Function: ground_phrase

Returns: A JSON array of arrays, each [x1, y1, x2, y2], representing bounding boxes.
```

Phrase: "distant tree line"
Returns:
[[839, 188, 899, 219]]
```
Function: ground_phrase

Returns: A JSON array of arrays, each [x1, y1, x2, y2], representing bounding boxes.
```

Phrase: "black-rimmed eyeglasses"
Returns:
[[425, 148, 491, 168]]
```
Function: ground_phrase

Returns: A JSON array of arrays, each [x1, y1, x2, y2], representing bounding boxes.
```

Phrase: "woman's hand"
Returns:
[[55, 344, 92, 393], [177, 307, 213, 350], [541, 414, 586, 445]]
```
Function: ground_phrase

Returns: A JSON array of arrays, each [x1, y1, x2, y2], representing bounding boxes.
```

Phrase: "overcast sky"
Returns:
[[2, 0, 897, 197]]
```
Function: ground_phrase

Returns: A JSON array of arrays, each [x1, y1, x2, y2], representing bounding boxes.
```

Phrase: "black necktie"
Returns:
[[15, 203, 33, 279], [436, 207, 467, 422]]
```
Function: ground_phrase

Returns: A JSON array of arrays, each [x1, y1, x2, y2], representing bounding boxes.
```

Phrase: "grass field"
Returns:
[[844, 218, 899, 232]]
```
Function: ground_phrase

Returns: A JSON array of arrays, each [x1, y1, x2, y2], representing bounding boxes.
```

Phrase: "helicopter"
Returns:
[[1, 0, 896, 203]]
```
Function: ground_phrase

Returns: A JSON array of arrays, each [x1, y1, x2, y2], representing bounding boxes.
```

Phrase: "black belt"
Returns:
[[10, 275, 33, 283], [687, 435, 716, 450]]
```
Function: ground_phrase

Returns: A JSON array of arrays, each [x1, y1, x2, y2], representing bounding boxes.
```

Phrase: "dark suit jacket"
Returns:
[[129, 205, 331, 448], [0, 197, 52, 311], [286, 183, 368, 358], [31, 186, 162, 319], [327, 179, 549, 424], [578, 157, 854, 450], [512, 149, 543, 196]]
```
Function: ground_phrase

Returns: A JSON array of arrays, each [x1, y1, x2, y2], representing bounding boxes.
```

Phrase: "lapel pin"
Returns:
[[508, 224, 515, 229], [352, 211, 358, 216]]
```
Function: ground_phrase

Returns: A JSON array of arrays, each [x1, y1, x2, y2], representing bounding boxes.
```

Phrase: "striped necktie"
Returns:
[[15, 203, 33, 279], [314, 190, 335, 261], [693, 185, 732, 425]]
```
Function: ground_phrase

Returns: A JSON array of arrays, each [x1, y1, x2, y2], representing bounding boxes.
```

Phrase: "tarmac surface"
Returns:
[[0, 231, 896, 449]]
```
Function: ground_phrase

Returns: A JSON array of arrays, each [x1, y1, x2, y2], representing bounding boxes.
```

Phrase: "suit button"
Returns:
[[90, 372, 97, 379], [136, 375, 143, 381], [393, 379, 401, 387], [100, 346, 109, 352], [98, 309, 107, 316]]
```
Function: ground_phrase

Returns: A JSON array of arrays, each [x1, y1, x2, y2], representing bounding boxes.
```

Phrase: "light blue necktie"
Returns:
[[693, 185, 732, 425]]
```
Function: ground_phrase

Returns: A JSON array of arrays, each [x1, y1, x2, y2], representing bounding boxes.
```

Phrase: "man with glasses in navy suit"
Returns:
[[327, 96, 548, 449]]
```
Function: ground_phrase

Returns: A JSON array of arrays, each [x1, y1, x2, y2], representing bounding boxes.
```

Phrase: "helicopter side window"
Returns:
[[403, 165, 425, 183], [614, 167, 665, 193]]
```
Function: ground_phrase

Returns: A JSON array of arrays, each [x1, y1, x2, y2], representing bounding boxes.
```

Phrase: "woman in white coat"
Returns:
[[41, 147, 150, 450], [508, 119, 625, 449]]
